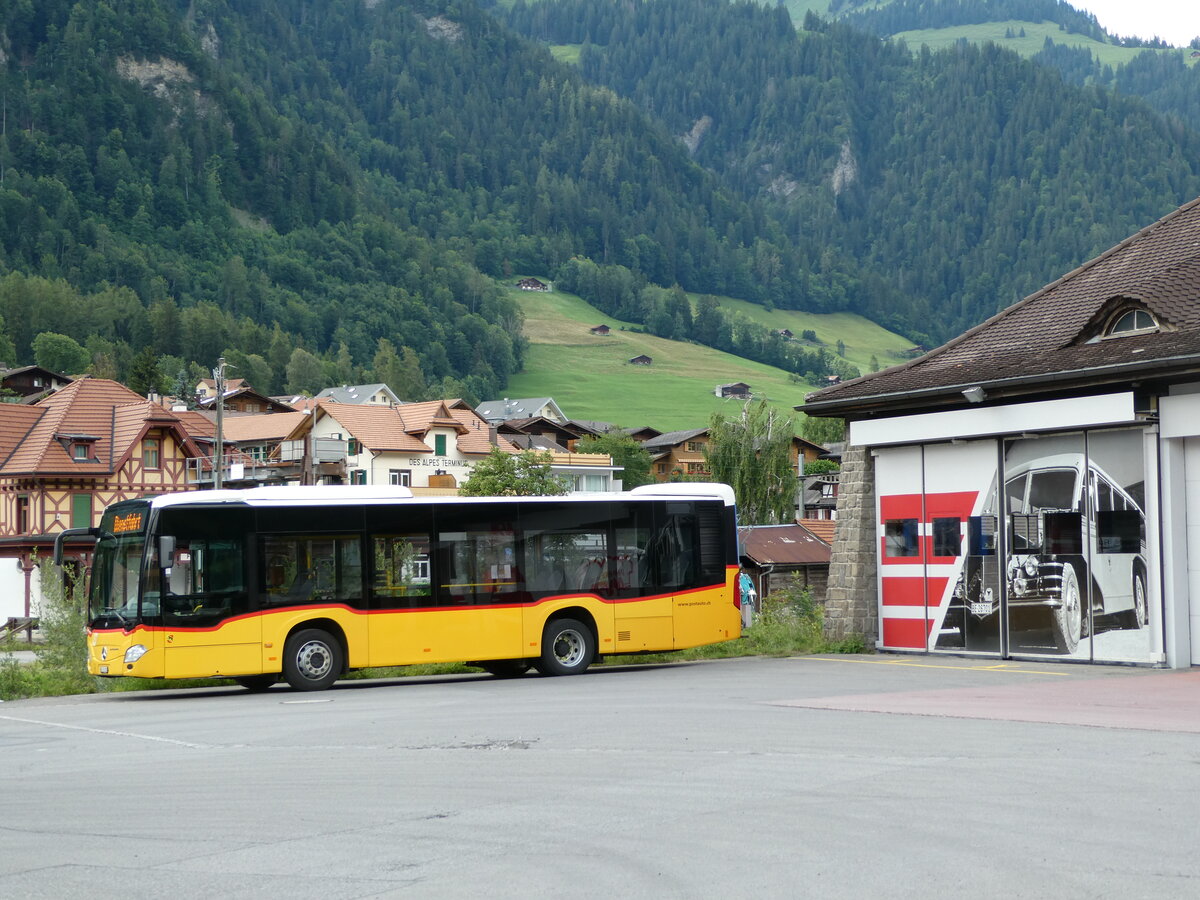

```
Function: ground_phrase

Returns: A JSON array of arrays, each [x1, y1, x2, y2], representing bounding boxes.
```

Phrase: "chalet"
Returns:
[[629, 355, 653, 366], [641, 428, 710, 480], [516, 277, 550, 291], [197, 385, 295, 415], [776, 329, 794, 340], [715, 382, 751, 399], [803, 194, 1200, 668], [0, 379, 203, 622], [0, 366, 72, 403], [497, 416, 589, 452], [589, 324, 612, 335]]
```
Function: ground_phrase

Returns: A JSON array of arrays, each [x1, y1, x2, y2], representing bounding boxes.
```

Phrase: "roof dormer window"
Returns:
[[73, 443, 90, 460], [1105, 308, 1158, 337]]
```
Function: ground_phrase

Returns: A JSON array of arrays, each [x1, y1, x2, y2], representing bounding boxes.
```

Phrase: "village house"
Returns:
[[314, 383, 402, 406], [195, 376, 244, 402], [497, 416, 590, 452], [516, 277, 550, 291], [476, 397, 568, 424], [641, 427, 824, 486], [628, 355, 653, 366], [285, 399, 620, 493], [0, 365, 72, 403], [642, 428, 711, 481], [589, 324, 612, 335], [197, 384, 295, 415], [0, 378, 203, 623], [804, 194, 1200, 669]]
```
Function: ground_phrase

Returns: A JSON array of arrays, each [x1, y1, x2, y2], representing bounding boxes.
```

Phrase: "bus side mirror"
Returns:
[[158, 535, 177, 568]]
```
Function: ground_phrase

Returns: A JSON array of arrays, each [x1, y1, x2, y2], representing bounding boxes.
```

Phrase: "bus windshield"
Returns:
[[88, 503, 152, 629]]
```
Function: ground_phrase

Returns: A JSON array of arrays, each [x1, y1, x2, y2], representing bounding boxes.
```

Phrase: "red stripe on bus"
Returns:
[[88, 584, 732, 633]]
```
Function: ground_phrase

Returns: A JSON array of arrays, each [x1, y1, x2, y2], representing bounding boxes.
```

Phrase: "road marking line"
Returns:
[[796, 656, 1071, 676], [0, 714, 210, 748]]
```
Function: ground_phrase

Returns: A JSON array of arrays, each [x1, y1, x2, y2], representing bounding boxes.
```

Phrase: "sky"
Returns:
[[1071, 0, 1200, 47]]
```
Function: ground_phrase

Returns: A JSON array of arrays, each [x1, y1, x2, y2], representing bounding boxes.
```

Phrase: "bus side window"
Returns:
[[260, 534, 362, 606], [371, 535, 431, 604]]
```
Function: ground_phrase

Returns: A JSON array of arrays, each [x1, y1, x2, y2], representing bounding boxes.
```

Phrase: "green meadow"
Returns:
[[892, 22, 1195, 67], [504, 284, 911, 432]]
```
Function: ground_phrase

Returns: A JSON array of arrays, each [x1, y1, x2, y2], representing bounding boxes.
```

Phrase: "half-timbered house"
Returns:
[[0, 378, 203, 622]]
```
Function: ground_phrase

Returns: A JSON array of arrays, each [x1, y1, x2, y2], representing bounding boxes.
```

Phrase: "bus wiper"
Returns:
[[102, 606, 130, 626]]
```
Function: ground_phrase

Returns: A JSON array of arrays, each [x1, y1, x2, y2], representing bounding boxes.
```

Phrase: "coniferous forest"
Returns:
[[1, 0, 1199, 401]]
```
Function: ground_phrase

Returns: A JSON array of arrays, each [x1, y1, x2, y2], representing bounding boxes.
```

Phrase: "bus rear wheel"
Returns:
[[536, 618, 594, 676], [283, 628, 343, 691]]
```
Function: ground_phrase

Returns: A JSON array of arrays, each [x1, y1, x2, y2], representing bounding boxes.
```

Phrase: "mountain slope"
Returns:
[[504, 0, 1200, 343]]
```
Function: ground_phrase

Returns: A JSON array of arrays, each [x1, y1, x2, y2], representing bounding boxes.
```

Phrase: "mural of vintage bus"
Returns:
[[951, 453, 1147, 654]]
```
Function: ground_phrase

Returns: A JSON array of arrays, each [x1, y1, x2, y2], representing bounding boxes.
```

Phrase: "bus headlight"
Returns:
[[124, 644, 149, 664]]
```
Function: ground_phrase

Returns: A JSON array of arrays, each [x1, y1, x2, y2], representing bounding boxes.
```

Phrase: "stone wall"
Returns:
[[822, 443, 878, 645]]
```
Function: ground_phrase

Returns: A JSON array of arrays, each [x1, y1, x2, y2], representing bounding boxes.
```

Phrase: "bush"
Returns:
[[0, 561, 95, 701], [741, 578, 825, 656]]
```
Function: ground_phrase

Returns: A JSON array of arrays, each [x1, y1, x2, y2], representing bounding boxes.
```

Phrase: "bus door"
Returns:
[[157, 508, 260, 678], [432, 504, 525, 663]]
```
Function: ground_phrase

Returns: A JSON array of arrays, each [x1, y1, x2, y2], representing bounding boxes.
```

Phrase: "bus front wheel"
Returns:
[[536, 618, 594, 676], [283, 628, 343, 691]]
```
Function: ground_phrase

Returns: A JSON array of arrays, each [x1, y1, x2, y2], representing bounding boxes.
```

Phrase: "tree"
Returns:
[[126, 346, 165, 396], [459, 447, 569, 496], [801, 415, 846, 445], [285, 347, 325, 395], [704, 400, 799, 525], [32, 332, 90, 375], [576, 432, 654, 489]]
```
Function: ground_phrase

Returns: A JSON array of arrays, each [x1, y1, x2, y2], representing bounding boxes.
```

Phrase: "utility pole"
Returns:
[[213, 357, 230, 489]]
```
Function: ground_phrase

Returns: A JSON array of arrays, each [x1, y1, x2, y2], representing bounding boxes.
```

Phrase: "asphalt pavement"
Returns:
[[3, 654, 1199, 899]]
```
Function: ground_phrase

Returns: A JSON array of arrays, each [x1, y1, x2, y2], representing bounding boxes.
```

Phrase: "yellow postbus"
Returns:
[[59, 483, 742, 691]]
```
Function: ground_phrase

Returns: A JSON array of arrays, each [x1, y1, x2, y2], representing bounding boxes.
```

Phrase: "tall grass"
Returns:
[[0, 561, 93, 700]]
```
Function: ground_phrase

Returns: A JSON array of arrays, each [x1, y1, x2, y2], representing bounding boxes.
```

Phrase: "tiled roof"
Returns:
[[476, 397, 564, 422], [220, 411, 308, 443], [797, 519, 837, 544], [316, 402, 429, 452], [173, 410, 217, 441], [0, 379, 197, 475], [738, 524, 831, 566], [0, 405, 46, 467], [315, 383, 399, 404], [310, 399, 517, 455], [805, 195, 1200, 414]]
